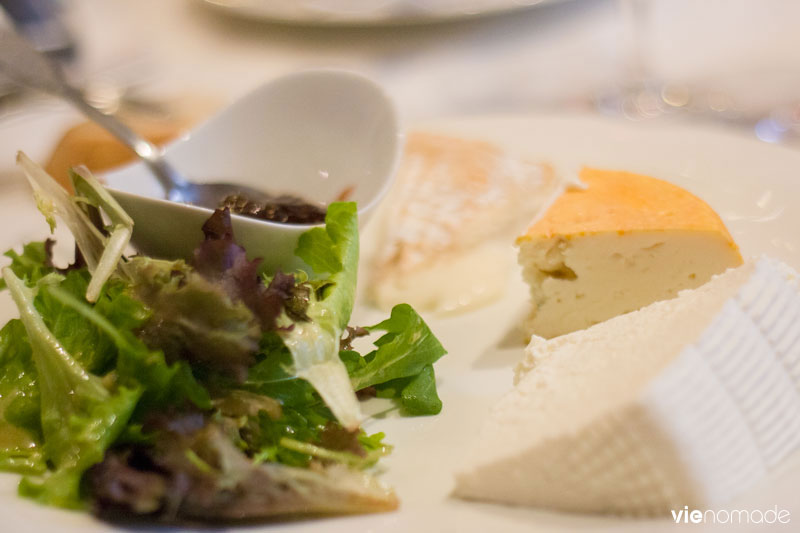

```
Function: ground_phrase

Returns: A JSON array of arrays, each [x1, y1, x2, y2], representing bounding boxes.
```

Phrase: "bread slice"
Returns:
[[454, 257, 800, 515], [368, 132, 560, 313], [517, 168, 743, 338]]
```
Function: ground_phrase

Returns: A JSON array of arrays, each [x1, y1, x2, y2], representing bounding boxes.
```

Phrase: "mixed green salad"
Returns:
[[0, 153, 446, 522]]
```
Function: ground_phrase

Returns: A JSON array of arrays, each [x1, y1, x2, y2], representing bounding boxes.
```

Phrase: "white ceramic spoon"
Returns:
[[103, 69, 402, 273]]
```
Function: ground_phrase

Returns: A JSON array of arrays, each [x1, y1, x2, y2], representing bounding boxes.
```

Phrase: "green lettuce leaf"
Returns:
[[34, 270, 126, 374], [43, 281, 211, 414], [3, 268, 140, 508], [295, 227, 342, 275], [0, 447, 46, 475], [279, 203, 362, 430], [0, 240, 54, 290], [0, 319, 43, 470]]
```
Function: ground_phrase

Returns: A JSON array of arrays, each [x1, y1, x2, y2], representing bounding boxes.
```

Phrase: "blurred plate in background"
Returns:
[[201, 0, 566, 26]]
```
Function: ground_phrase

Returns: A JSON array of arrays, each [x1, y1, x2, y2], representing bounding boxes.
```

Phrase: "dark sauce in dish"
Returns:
[[220, 193, 327, 224]]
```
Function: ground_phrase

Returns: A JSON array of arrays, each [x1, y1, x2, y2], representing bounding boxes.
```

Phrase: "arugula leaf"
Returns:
[[280, 203, 362, 430], [350, 304, 447, 391], [375, 365, 442, 416], [0, 240, 54, 290], [3, 268, 140, 508], [398, 365, 442, 415], [338, 349, 366, 375]]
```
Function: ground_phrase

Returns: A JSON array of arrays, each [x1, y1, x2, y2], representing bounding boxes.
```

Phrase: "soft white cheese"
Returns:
[[368, 132, 561, 314], [454, 257, 800, 515]]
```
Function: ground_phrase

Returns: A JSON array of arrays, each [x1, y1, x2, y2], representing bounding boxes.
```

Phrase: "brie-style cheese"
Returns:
[[455, 257, 800, 515], [517, 168, 743, 338], [368, 132, 561, 314]]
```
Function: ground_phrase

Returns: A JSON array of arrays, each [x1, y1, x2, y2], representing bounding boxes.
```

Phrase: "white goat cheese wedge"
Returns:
[[517, 168, 743, 338], [454, 257, 800, 515]]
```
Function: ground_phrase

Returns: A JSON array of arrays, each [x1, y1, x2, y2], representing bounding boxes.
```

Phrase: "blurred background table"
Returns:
[[2, 0, 800, 170]]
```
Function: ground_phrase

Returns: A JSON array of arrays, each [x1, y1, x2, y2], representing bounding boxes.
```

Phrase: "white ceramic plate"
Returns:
[[1, 113, 799, 532], [201, 0, 564, 26]]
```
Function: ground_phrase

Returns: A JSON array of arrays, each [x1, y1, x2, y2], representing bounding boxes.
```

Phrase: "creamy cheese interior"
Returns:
[[519, 230, 744, 338]]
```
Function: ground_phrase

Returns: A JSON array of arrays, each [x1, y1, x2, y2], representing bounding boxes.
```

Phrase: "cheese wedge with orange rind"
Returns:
[[517, 168, 743, 338]]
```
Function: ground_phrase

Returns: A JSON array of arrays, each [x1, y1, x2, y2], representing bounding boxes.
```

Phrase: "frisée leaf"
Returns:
[[16, 153, 133, 302]]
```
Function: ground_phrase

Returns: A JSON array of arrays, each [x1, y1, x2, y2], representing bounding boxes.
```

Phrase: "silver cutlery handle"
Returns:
[[0, 28, 186, 194]]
